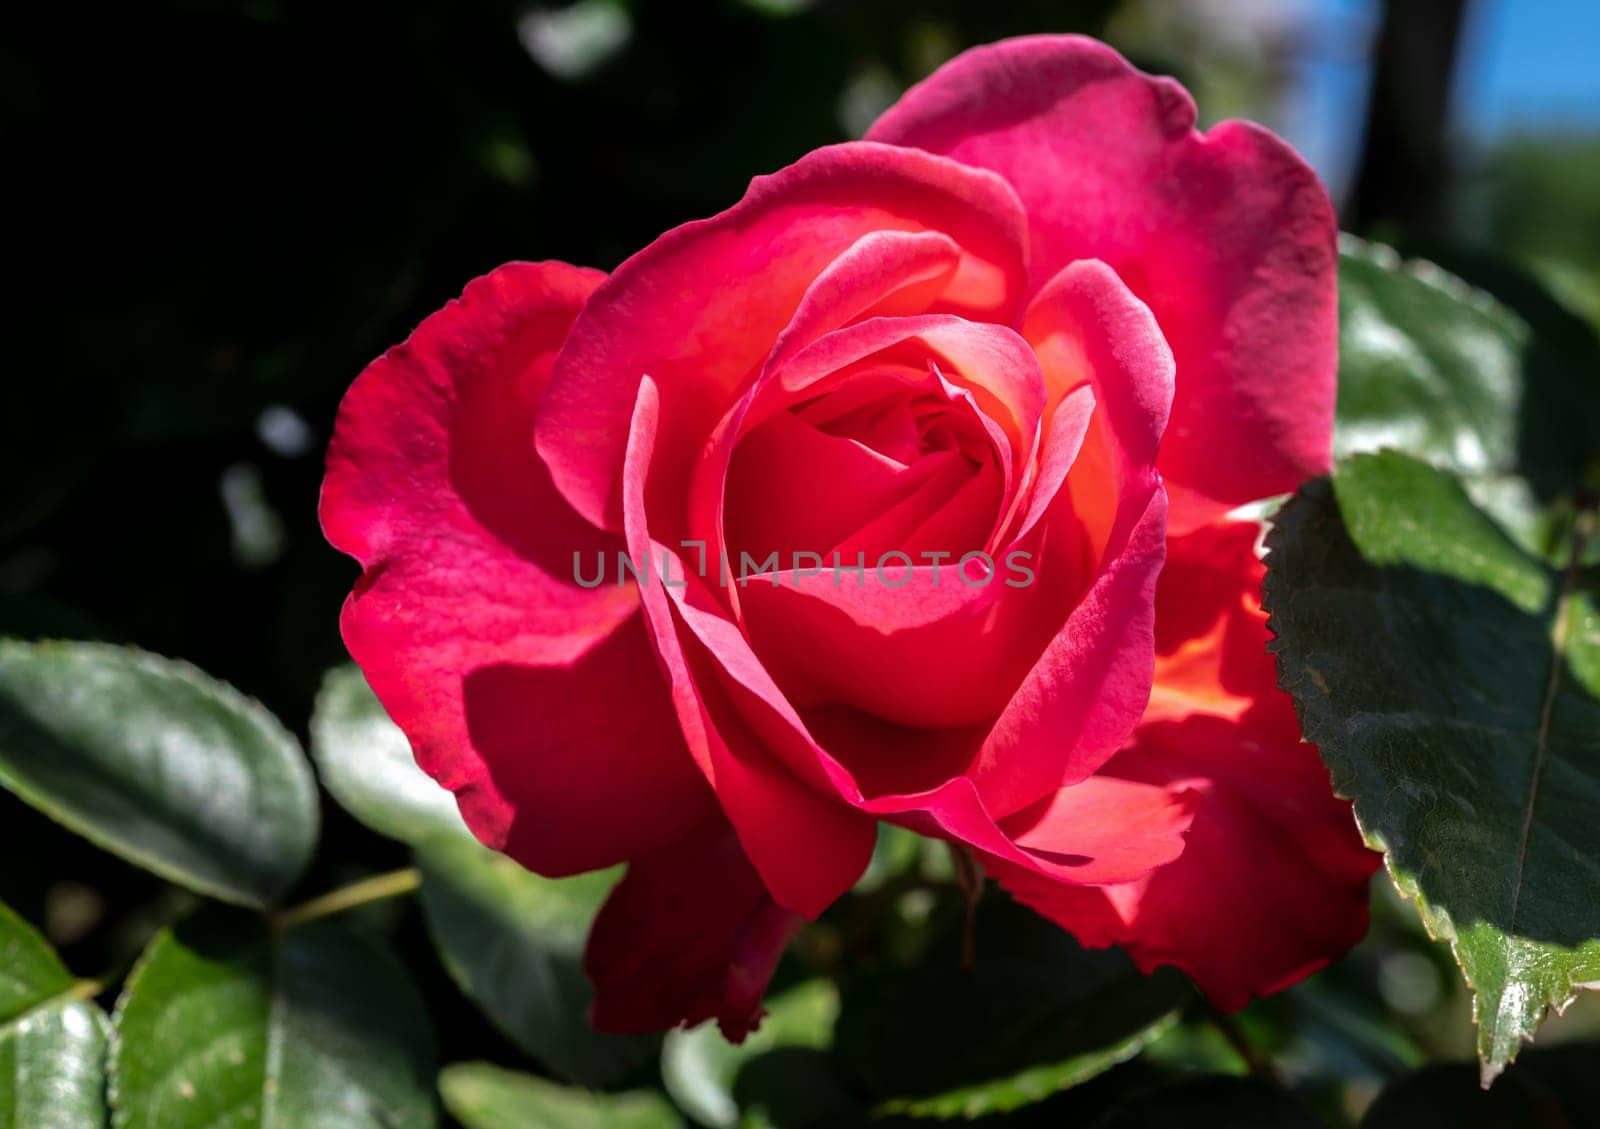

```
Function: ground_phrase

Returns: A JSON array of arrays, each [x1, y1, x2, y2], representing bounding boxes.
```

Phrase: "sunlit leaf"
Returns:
[[309, 664, 467, 846], [661, 980, 837, 1128], [440, 1062, 681, 1129], [0, 900, 108, 1129], [110, 910, 436, 1128], [1266, 451, 1600, 1081], [1335, 237, 1600, 555]]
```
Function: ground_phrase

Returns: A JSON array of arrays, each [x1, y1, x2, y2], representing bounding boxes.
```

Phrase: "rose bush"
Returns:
[[322, 35, 1378, 1039]]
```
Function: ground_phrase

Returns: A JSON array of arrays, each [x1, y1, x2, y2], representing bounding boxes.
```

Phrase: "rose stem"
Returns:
[[271, 866, 422, 932], [946, 843, 984, 972]]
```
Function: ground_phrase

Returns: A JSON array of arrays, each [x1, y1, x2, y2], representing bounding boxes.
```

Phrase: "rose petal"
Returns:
[[722, 408, 928, 563], [1147, 519, 1281, 723], [968, 261, 1174, 817], [637, 525, 1188, 891], [1022, 260, 1169, 472], [719, 313, 1067, 732], [322, 261, 716, 874], [826, 450, 980, 561], [1002, 384, 1095, 550], [688, 228, 994, 582], [538, 141, 1030, 533], [586, 819, 804, 1041], [868, 774, 1193, 886], [650, 543, 1191, 891], [868, 34, 1337, 530], [764, 228, 966, 374], [738, 552, 1051, 730], [991, 522, 1380, 1010], [623, 377, 877, 918], [770, 315, 1044, 459]]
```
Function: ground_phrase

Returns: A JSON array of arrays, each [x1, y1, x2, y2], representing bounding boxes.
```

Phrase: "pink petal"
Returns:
[[635, 532, 1188, 892], [537, 141, 1029, 533], [648, 546, 1192, 891], [322, 262, 715, 875], [716, 314, 1067, 734], [868, 774, 1193, 887], [993, 523, 1380, 1009], [723, 410, 913, 558], [868, 34, 1337, 530], [622, 377, 877, 919], [687, 229, 991, 589], [737, 555, 1054, 731], [763, 228, 966, 374], [586, 819, 804, 1041], [968, 260, 1174, 817]]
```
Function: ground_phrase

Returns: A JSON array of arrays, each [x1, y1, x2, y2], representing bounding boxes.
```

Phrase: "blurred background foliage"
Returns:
[[4, 0, 1600, 1125]]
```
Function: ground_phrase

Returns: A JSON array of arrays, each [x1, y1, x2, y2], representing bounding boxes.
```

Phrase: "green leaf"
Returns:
[[309, 665, 467, 846], [110, 910, 437, 1129], [661, 980, 838, 1128], [1092, 1076, 1320, 1128], [0, 901, 109, 1129], [439, 1063, 682, 1129], [1, 1003, 111, 1129], [0, 899, 75, 1016], [1335, 239, 1600, 561], [1337, 239, 1529, 472], [1336, 238, 1600, 498], [0, 641, 318, 907], [1265, 451, 1600, 1081], [833, 892, 1186, 1118], [415, 835, 653, 1087]]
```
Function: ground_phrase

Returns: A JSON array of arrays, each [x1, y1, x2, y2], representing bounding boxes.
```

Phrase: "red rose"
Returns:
[[322, 35, 1378, 1038]]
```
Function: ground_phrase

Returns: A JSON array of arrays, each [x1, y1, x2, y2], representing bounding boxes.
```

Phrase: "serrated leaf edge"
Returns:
[[1261, 459, 1600, 1087]]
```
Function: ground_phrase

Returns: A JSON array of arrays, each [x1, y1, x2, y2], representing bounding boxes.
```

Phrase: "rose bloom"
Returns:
[[323, 36, 1378, 1037]]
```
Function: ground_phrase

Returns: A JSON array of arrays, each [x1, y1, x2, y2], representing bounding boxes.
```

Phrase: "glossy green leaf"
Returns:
[[0, 901, 109, 1129], [110, 910, 436, 1129], [439, 1063, 682, 1129], [415, 835, 653, 1087], [0, 641, 318, 907], [661, 980, 838, 1128], [1337, 239, 1529, 471], [1336, 239, 1599, 491], [1265, 451, 1600, 1081], [0, 1002, 111, 1129], [834, 893, 1186, 1118], [1335, 239, 1600, 557], [1093, 1077, 1320, 1128], [309, 664, 467, 846], [1, 899, 75, 1015]]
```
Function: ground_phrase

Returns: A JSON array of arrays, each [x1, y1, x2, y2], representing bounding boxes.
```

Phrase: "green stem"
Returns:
[[272, 867, 421, 931], [946, 843, 984, 972], [0, 979, 107, 1041], [1205, 1001, 1283, 1087]]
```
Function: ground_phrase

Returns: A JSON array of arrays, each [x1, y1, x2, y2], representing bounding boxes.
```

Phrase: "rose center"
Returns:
[[721, 369, 1006, 576]]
